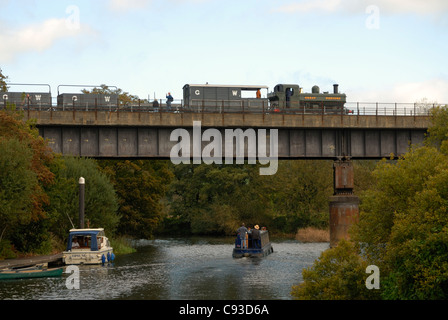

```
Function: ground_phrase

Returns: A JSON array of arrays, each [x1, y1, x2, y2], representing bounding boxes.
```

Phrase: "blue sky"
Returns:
[[1, 0, 447, 103]]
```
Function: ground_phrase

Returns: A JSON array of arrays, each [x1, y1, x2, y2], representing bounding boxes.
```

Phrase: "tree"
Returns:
[[81, 84, 144, 106], [44, 156, 120, 241], [167, 163, 272, 235], [352, 147, 447, 262], [0, 109, 54, 255], [98, 160, 173, 238], [0, 138, 37, 244], [264, 160, 333, 233], [425, 105, 448, 149], [291, 240, 380, 300], [0, 110, 54, 217], [0, 68, 8, 92]]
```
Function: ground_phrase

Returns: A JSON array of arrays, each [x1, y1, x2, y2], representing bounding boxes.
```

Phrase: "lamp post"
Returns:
[[79, 177, 85, 229]]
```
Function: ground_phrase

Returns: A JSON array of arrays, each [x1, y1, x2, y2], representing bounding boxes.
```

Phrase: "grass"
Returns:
[[296, 227, 330, 243], [110, 236, 136, 255]]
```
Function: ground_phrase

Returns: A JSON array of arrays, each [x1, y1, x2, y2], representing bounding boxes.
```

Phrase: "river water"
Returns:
[[0, 237, 328, 300]]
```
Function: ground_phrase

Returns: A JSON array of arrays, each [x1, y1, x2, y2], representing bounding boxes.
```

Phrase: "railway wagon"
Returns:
[[0, 91, 52, 109], [183, 84, 269, 113], [57, 93, 119, 110]]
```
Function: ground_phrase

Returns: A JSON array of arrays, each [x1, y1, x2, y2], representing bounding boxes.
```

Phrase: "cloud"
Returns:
[[108, 0, 152, 11], [273, 0, 448, 18], [0, 17, 91, 62], [274, 0, 341, 14], [390, 78, 448, 103], [348, 78, 448, 103], [107, 0, 210, 12]]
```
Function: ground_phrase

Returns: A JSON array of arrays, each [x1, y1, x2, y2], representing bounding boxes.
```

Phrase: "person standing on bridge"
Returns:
[[153, 98, 159, 112], [286, 88, 292, 108], [166, 92, 173, 111], [237, 223, 248, 249]]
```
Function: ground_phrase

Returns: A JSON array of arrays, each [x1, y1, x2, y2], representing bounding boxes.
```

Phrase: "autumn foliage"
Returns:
[[0, 110, 55, 253]]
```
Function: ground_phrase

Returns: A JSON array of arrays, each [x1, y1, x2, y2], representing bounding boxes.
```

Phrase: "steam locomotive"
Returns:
[[267, 83, 348, 113]]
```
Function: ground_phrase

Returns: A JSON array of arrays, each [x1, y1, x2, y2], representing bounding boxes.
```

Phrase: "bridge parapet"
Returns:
[[28, 110, 431, 129]]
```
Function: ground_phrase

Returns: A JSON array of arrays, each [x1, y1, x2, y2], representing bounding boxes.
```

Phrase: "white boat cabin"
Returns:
[[63, 228, 114, 265]]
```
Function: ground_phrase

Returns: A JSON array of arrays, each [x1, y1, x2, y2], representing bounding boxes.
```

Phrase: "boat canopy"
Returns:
[[66, 229, 105, 252]]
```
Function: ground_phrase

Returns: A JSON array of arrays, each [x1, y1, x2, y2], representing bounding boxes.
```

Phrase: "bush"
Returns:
[[291, 240, 380, 300]]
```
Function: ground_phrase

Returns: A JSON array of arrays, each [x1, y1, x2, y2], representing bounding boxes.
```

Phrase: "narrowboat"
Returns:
[[232, 229, 274, 258], [62, 228, 114, 265], [0, 264, 63, 280]]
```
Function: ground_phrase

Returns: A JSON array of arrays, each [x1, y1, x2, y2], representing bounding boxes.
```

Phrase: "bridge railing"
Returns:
[[345, 102, 438, 116], [1, 98, 444, 116]]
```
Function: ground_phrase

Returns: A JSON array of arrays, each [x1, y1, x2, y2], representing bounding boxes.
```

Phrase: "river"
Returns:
[[0, 237, 328, 300]]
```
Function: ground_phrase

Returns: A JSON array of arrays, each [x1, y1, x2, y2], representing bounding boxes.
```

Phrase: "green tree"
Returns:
[[98, 160, 171, 238], [425, 106, 448, 149], [352, 147, 446, 263], [380, 149, 448, 299], [44, 156, 120, 241], [291, 240, 380, 300], [265, 160, 333, 233], [0, 138, 37, 245], [0, 68, 8, 92], [81, 84, 143, 106], [167, 163, 272, 235], [0, 109, 54, 256]]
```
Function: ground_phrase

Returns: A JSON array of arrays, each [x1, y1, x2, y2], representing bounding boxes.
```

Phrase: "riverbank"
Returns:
[[0, 253, 63, 269], [295, 227, 330, 243], [0, 236, 135, 262]]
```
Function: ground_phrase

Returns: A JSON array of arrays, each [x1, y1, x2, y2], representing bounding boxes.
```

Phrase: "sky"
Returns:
[[1, 0, 447, 103]]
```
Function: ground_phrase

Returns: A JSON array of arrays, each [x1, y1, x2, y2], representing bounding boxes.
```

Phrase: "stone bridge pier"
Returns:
[[329, 157, 359, 247]]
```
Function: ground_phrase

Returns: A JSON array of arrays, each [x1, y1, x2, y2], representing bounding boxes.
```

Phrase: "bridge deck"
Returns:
[[31, 111, 431, 160]]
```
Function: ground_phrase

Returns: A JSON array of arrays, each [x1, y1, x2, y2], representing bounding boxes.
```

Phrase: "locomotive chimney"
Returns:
[[333, 84, 339, 94]]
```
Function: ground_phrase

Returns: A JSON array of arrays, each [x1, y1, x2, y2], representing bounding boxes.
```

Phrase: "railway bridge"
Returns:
[[29, 109, 431, 247]]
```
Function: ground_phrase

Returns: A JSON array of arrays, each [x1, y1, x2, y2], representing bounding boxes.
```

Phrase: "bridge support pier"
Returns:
[[329, 157, 359, 248]]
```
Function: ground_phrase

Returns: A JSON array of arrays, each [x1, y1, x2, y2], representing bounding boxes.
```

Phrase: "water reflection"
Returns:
[[0, 237, 328, 300]]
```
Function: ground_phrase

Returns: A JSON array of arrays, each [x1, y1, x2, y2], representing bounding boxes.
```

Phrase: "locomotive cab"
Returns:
[[268, 84, 301, 109]]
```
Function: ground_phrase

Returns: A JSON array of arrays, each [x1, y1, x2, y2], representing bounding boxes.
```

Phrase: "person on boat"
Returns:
[[251, 225, 261, 248], [72, 238, 80, 249], [247, 227, 252, 248], [237, 223, 248, 249]]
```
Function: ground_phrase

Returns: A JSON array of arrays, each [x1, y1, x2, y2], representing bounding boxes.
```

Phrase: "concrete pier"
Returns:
[[329, 158, 359, 247]]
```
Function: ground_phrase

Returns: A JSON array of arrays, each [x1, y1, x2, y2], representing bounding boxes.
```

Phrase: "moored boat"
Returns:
[[62, 228, 114, 265], [0, 264, 63, 280], [232, 229, 274, 258]]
